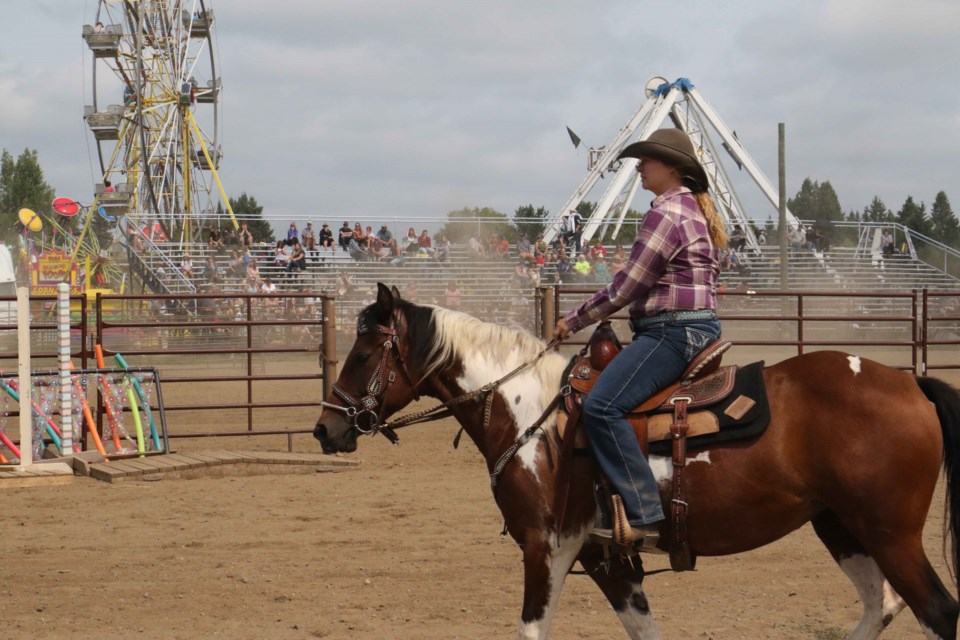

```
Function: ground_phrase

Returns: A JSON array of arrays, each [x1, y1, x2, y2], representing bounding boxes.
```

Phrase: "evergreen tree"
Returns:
[[0, 148, 56, 243], [896, 196, 930, 236], [229, 193, 275, 243], [787, 178, 843, 226], [513, 204, 549, 241], [929, 191, 959, 247], [862, 197, 893, 223]]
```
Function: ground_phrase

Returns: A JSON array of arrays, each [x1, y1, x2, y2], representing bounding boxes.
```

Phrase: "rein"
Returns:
[[320, 307, 561, 448]]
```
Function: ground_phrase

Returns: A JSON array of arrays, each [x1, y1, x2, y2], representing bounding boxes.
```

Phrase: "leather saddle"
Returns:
[[563, 321, 735, 455]]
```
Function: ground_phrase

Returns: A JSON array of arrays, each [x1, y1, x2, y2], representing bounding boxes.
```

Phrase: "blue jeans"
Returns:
[[582, 319, 721, 526]]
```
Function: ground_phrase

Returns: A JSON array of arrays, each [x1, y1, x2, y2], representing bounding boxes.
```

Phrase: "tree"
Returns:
[[896, 196, 930, 236], [787, 178, 843, 226], [862, 196, 893, 223], [438, 206, 514, 244], [513, 204, 549, 241], [0, 148, 56, 243], [229, 193, 275, 243], [929, 191, 959, 247]]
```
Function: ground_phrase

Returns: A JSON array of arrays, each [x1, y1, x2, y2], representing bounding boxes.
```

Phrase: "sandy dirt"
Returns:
[[1, 356, 958, 639]]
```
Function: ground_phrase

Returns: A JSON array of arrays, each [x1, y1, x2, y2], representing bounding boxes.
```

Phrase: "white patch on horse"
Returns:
[[837, 554, 906, 639], [617, 584, 661, 639], [518, 620, 541, 640], [848, 355, 862, 375], [541, 527, 589, 636], [650, 452, 712, 488]]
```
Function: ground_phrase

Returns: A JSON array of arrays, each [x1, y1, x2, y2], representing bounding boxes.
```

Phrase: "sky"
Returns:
[[1, 0, 958, 232]]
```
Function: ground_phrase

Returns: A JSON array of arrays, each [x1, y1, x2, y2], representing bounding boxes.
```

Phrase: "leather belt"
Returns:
[[630, 310, 717, 332]]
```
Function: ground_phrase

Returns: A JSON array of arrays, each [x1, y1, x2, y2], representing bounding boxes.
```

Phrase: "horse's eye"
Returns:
[[355, 352, 371, 363]]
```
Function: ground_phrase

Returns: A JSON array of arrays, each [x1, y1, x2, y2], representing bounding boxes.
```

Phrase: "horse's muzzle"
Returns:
[[314, 415, 357, 454]]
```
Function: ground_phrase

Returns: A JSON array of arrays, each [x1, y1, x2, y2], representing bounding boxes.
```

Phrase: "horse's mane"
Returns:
[[412, 304, 568, 408]]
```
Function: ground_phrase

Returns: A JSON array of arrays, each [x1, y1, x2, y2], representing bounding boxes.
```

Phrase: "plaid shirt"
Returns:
[[564, 186, 719, 334]]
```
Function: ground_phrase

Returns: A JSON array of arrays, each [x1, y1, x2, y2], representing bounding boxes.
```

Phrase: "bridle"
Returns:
[[320, 306, 561, 451], [319, 308, 421, 444]]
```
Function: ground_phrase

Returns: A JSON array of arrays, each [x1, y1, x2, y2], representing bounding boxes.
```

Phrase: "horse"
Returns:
[[314, 283, 960, 640]]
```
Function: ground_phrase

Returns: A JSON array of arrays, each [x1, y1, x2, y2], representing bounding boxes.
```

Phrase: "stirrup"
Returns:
[[589, 526, 665, 554]]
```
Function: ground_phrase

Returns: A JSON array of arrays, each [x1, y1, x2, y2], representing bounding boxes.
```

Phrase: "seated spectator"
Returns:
[[338, 221, 354, 251], [404, 227, 419, 254], [756, 230, 768, 245], [347, 236, 367, 262], [589, 240, 607, 261], [592, 256, 609, 283], [375, 225, 400, 257], [245, 259, 260, 293], [610, 255, 625, 277], [493, 234, 511, 260], [881, 229, 895, 257], [319, 223, 334, 249], [203, 255, 221, 284], [302, 222, 317, 255], [613, 243, 627, 262], [729, 226, 747, 252], [573, 254, 591, 281], [287, 240, 307, 272], [418, 229, 434, 257], [103, 179, 116, 193], [238, 223, 253, 247], [261, 276, 278, 294], [287, 222, 299, 241], [434, 233, 451, 262], [533, 249, 546, 271], [180, 253, 194, 279], [513, 261, 530, 287], [443, 281, 462, 309], [467, 235, 486, 258], [555, 253, 572, 283], [222, 227, 238, 247], [208, 226, 224, 252], [353, 223, 367, 250], [517, 234, 534, 261], [534, 234, 548, 255], [274, 240, 289, 268], [227, 250, 244, 279]]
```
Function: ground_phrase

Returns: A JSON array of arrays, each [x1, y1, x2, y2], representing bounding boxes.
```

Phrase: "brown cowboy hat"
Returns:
[[617, 128, 708, 192]]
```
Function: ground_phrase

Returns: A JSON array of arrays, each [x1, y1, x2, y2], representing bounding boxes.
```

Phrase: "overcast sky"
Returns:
[[1, 0, 958, 230]]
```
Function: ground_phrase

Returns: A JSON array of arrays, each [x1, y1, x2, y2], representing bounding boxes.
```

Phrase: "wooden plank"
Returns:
[[121, 459, 164, 474], [198, 450, 245, 465], [89, 464, 137, 482], [161, 454, 208, 470], [127, 457, 176, 473], [175, 452, 224, 466]]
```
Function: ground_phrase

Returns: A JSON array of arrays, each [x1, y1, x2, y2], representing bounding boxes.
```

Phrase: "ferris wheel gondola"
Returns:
[[82, 0, 235, 246]]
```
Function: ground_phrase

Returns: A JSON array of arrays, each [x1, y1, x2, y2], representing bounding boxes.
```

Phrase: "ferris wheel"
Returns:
[[82, 0, 234, 242]]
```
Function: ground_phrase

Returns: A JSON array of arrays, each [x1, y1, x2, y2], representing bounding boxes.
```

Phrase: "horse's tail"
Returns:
[[916, 376, 960, 593]]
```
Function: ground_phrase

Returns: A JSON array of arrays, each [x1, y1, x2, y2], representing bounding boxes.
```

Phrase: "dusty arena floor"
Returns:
[[1, 363, 958, 639]]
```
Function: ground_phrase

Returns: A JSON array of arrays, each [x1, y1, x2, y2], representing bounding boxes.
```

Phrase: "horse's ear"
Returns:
[[375, 282, 394, 320], [391, 285, 402, 303]]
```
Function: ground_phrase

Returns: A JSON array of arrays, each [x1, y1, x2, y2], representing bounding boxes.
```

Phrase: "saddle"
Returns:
[[557, 321, 744, 572]]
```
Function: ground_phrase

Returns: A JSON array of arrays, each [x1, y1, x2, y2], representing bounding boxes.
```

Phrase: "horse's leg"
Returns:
[[579, 548, 660, 639], [517, 531, 587, 640], [812, 512, 906, 639]]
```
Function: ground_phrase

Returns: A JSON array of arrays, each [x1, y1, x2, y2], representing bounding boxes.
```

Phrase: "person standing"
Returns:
[[553, 128, 726, 550]]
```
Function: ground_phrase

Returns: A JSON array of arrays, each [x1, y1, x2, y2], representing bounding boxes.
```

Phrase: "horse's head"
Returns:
[[314, 283, 423, 454]]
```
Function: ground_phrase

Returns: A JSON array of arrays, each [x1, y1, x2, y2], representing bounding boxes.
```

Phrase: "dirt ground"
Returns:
[[1, 356, 959, 639]]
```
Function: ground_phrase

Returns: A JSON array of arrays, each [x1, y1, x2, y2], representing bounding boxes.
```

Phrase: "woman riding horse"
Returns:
[[554, 127, 726, 550]]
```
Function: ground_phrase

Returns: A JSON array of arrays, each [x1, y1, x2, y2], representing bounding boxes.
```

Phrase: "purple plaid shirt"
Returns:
[[564, 186, 720, 334]]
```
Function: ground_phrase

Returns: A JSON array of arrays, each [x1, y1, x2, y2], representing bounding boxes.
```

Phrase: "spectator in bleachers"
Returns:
[[336, 270, 354, 297], [227, 250, 244, 280], [494, 234, 511, 260], [729, 226, 747, 252], [592, 256, 609, 283], [347, 236, 367, 262], [556, 253, 572, 283], [534, 234, 548, 255], [435, 233, 451, 262], [375, 225, 400, 257], [302, 222, 317, 256], [261, 277, 278, 295], [589, 239, 607, 261], [238, 222, 253, 247], [443, 281, 462, 309], [208, 225, 224, 252], [222, 227, 238, 247], [573, 254, 591, 281], [203, 255, 221, 284], [881, 229, 895, 257], [513, 260, 531, 287], [274, 240, 290, 269], [467, 235, 486, 258], [245, 259, 260, 293], [610, 254, 625, 278], [404, 227, 419, 254], [517, 234, 534, 262], [533, 249, 546, 271], [353, 223, 367, 250], [287, 222, 299, 242], [338, 221, 354, 251], [418, 229, 434, 257], [287, 239, 307, 273], [319, 223, 334, 250], [789, 225, 806, 251], [613, 243, 626, 263], [180, 253, 195, 280]]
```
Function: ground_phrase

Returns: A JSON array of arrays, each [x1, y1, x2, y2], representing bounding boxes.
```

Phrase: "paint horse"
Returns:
[[314, 284, 960, 640]]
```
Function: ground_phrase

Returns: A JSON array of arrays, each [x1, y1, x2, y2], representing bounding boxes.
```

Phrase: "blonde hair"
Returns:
[[693, 191, 728, 248]]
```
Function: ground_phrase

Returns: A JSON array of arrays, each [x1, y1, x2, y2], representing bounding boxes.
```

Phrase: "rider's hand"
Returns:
[[553, 318, 571, 341]]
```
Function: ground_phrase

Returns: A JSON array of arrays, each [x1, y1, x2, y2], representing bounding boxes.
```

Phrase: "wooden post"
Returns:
[[541, 286, 557, 341], [321, 296, 337, 400], [778, 123, 789, 290], [16, 286, 32, 468]]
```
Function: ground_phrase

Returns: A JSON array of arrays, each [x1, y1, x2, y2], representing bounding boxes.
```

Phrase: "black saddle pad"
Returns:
[[648, 360, 770, 456]]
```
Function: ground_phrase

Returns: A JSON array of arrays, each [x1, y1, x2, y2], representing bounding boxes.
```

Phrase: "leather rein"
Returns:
[[319, 309, 561, 462]]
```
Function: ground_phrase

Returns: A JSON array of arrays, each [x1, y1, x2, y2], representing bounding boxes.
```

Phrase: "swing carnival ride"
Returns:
[[545, 76, 801, 257], [81, 0, 236, 258]]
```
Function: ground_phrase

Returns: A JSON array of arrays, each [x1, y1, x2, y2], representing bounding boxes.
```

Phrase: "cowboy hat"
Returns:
[[618, 128, 708, 192]]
